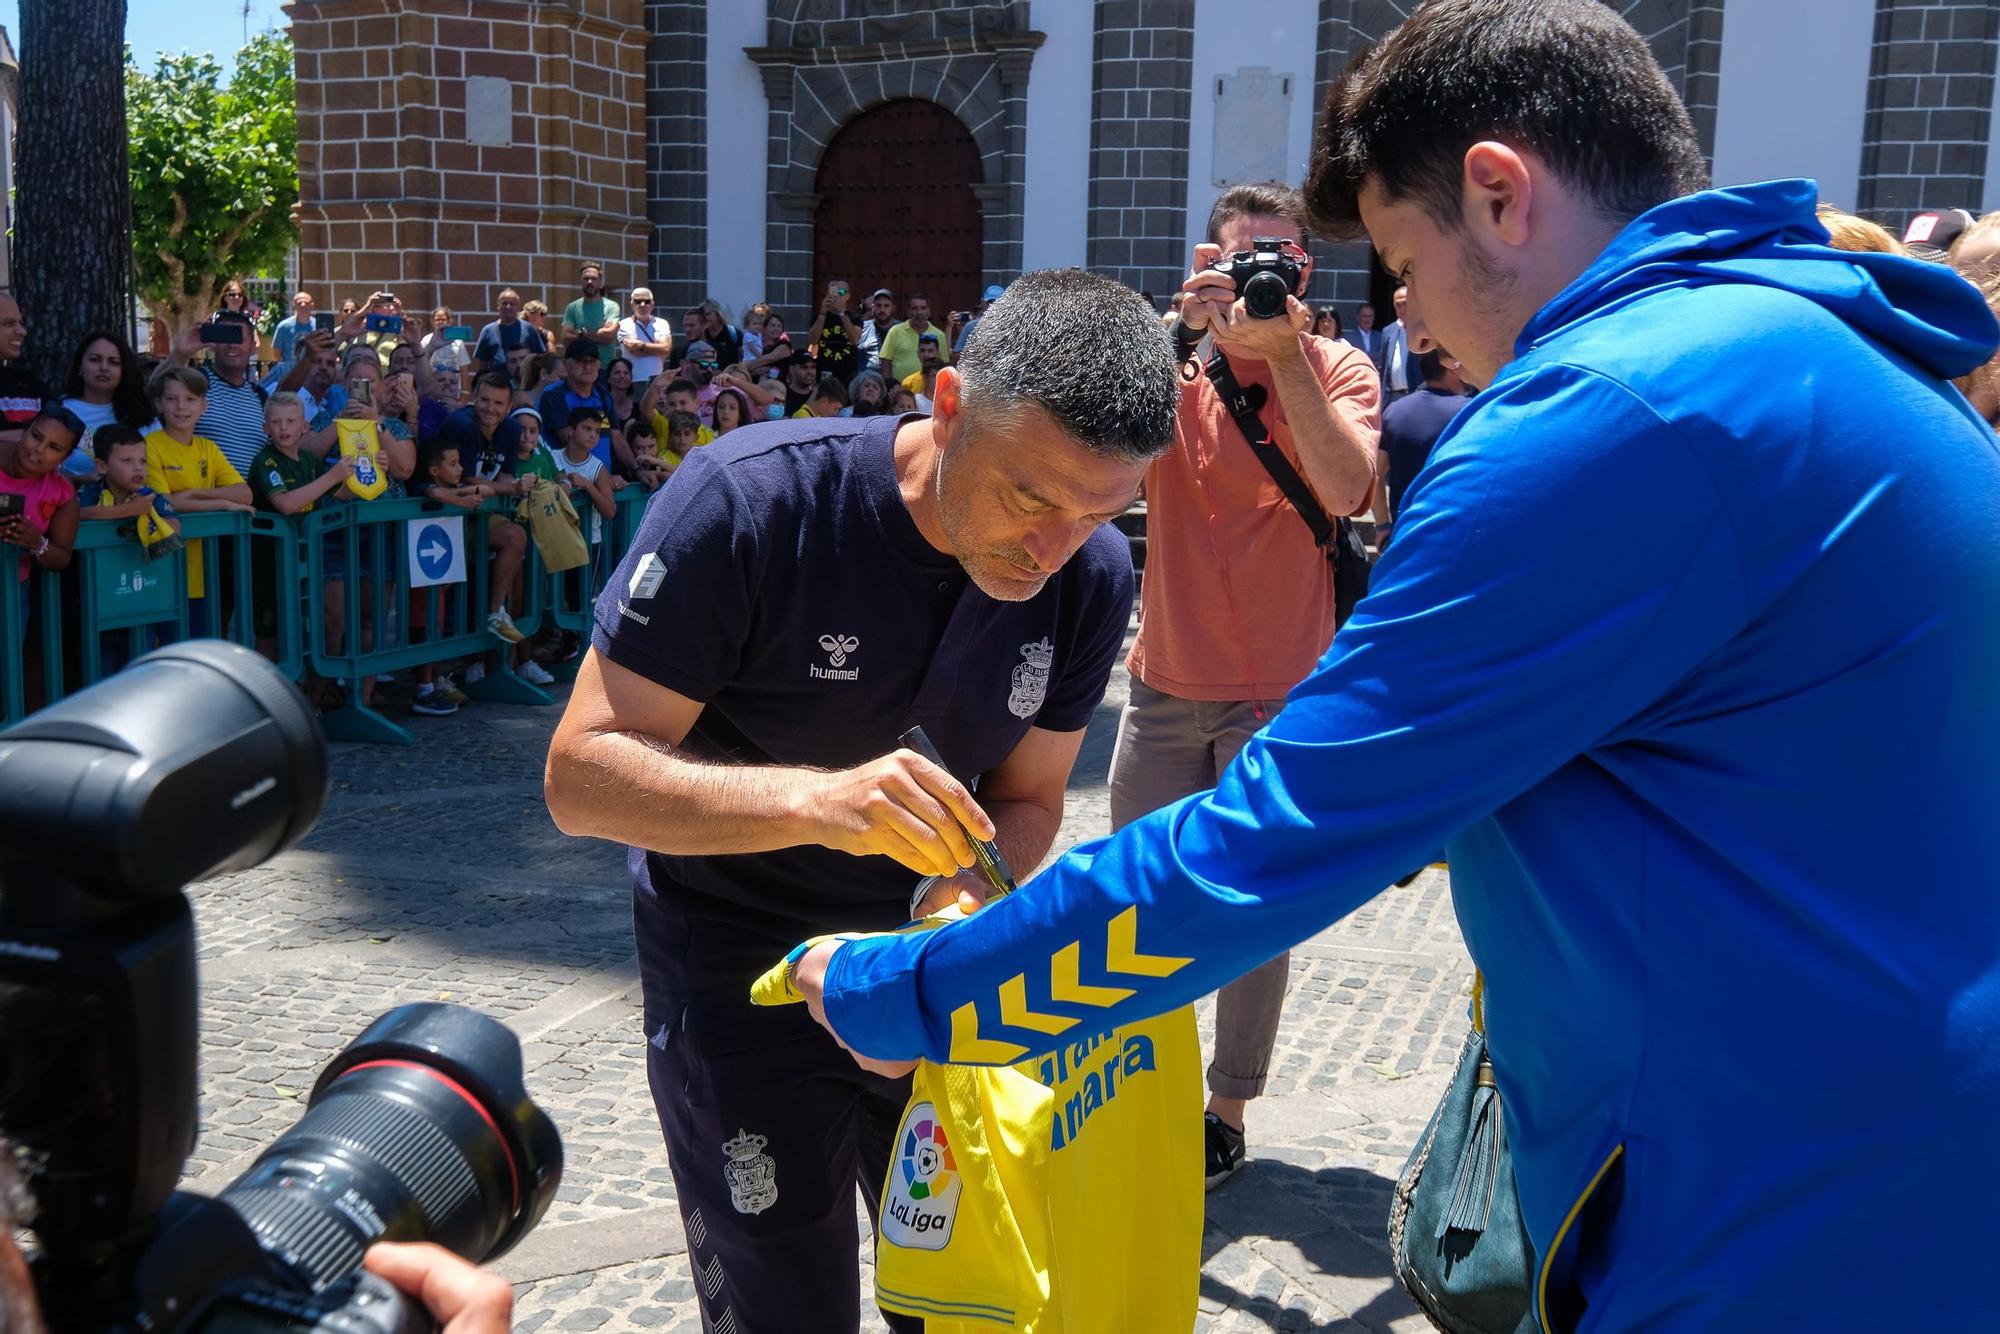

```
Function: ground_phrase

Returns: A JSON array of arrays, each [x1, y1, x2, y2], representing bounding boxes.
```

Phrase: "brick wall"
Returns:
[[1857, 0, 1999, 217], [287, 0, 648, 331]]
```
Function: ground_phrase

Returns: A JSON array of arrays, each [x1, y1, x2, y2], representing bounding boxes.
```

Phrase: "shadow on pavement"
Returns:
[[1201, 1158, 1421, 1333]]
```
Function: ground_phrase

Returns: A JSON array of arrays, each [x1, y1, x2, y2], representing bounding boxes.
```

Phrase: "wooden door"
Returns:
[[814, 99, 985, 323]]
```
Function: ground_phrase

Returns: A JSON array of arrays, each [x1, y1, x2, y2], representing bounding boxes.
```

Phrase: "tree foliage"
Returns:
[[127, 31, 298, 337]]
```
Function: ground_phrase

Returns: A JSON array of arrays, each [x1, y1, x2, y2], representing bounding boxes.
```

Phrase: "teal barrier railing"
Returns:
[[3, 484, 654, 734], [301, 496, 554, 746], [1, 510, 303, 722]]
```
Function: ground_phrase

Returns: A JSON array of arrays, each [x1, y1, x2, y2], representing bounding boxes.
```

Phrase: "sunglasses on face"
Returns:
[[695, 360, 718, 369], [633, 299, 654, 305]]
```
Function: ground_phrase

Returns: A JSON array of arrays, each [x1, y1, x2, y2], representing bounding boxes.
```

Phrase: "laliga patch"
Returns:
[[882, 1100, 960, 1250]]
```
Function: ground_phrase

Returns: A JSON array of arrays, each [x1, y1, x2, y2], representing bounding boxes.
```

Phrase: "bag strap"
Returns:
[[1204, 351, 1335, 554]]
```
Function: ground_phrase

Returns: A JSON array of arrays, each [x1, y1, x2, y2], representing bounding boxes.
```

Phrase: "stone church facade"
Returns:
[[285, 0, 2000, 327]]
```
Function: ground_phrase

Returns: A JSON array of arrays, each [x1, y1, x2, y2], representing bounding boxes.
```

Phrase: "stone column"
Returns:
[[1858, 0, 1999, 218], [984, 33, 1044, 287], [1086, 0, 1197, 303], [646, 0, 708, 306]]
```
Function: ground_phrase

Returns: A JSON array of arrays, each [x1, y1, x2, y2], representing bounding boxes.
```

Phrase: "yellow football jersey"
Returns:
[[753, 921, 1203, 1332]]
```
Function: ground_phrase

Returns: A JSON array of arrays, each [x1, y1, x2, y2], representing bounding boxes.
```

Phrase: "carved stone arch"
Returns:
[[749, 17, 1044, 320], [782, 67, 1006, 201]]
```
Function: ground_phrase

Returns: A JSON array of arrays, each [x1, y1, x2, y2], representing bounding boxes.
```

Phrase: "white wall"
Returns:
[[1184, 0, 1321, 260], [1711, 0, 1874, 210], [707, 0, 768, 314], [1022, 0, 1093, 271]]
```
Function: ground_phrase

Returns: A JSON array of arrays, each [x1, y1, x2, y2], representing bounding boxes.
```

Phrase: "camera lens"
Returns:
[[217, 1003, 561, 1291], [1241, 271, 1292, 320]]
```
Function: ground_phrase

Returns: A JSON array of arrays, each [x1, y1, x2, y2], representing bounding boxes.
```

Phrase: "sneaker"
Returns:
[[486, 607, 527, 644], [433, 675, 469, 706], [464, 662, 487, 685], [411, 686, 458, 717], [1204, 1112, 1246, 1191], [517, 660, 555, 686]]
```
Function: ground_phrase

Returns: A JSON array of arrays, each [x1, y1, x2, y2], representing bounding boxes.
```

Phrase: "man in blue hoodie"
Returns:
[[785, 0, 2000, 1327]]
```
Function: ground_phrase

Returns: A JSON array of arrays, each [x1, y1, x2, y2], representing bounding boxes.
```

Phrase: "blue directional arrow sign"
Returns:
[[407, 516, 466, 588]]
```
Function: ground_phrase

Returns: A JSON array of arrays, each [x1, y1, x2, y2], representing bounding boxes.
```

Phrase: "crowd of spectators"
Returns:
[[0, 264, 1028, 720], [7, 209, 2000, 723]]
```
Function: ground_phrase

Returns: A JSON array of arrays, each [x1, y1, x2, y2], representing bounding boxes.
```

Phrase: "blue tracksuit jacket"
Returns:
[[818, 181, 2000, 1330]]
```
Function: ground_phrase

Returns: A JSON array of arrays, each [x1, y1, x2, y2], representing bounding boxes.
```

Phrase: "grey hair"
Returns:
[[955, 269, 1178, 462]]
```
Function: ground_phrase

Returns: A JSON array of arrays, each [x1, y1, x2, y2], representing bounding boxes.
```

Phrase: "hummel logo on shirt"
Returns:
[[812, 633, 860, 681]]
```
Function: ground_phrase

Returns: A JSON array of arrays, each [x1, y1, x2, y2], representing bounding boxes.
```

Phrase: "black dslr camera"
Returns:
[[0, 642, 563, 1331], [1212, 236, 1309, 319]]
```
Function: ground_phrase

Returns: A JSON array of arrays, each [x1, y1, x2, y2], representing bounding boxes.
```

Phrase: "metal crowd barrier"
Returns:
[[3, 483, 661, 736], [1, 510, 303, 723]]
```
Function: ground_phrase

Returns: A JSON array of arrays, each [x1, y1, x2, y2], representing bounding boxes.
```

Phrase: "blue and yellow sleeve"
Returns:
[[816, 366, 1747, 1066]]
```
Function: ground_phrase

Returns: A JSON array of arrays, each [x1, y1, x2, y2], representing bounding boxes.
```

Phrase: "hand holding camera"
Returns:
[[1179, 238, 1312, 359]]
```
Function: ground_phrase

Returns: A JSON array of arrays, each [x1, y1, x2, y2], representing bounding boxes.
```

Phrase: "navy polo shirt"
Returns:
[[591, 412, 1134, 998], [437, 404, 520, 480]]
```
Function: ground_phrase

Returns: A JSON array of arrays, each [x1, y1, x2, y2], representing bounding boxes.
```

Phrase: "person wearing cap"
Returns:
[[538, 338, 633, 475], [560, 262, 622, 371], [953, 283, 1006, 354], [858, 287, 897, 372], [811, 278, 866, 384], [546, 268, 1178, 1334], [899, 329, 948, 412], [879, 293, 949, 383], [677, 340, 726, 425], [1901, 207, 1977, 265]]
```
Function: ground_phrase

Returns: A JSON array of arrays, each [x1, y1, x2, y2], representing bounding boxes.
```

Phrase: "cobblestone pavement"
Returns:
[[184, 632, 1469, 1332]]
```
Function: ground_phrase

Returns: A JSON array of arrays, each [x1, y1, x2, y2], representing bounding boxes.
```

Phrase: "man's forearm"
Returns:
[[548, 726, 825, 855], [1267, 344, 1376, 518], [984, 796, 1063, 883]]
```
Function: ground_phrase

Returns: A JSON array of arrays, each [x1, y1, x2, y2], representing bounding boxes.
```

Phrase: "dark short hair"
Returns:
[[419, 439, 460, 476], [664, 378, 697, 398], [907, 292, 929, 305], [567, 406, 604, 429], [473, 370, 512, 396], [1206, 181, 1311, 247], [627, 414, 656, 439], [1305, 0, 1709, 237], [956, 268, 1177, 462], [1417, 348, 1449, 384], [811, 374, 850, 405], [93, 422, 147, 461]]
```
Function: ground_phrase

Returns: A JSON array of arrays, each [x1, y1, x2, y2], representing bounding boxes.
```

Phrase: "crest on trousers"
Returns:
[[722, 1128, 778, 1215], [1008, 637, 1054, 719]]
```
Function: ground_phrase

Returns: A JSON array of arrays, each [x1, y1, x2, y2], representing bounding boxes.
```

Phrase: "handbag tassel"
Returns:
[[1437, 1055, 1505, 1239]]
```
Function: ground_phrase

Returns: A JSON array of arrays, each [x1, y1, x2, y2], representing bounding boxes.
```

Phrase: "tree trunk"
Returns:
[[13, 0, 131, 388]]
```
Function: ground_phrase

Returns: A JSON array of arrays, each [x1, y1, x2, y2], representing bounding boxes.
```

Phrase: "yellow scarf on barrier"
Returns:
[[96, 486, 183, 561], [335, 419, 389, 499], [753, 916, 1203, 1332]]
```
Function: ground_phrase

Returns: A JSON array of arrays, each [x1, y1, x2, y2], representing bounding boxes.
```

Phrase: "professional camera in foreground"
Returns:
[[0, 642, 562, 1332]]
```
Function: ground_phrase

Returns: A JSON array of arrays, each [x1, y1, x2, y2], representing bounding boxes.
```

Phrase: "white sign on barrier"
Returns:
[[408, 516, 467, 589]]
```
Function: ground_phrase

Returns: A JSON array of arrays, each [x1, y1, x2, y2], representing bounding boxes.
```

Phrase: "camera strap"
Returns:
[[1203, 352, 1336, 559]]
